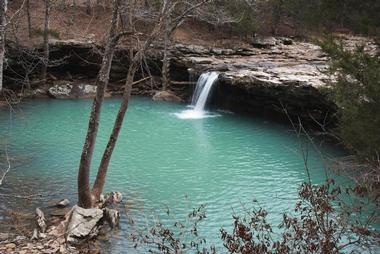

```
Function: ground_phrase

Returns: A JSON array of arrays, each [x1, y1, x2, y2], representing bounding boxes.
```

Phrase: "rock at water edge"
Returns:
[[66, 205, 103, 244]]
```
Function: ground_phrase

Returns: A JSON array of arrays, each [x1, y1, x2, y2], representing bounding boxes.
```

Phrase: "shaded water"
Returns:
[[0, 97, 348, 252]]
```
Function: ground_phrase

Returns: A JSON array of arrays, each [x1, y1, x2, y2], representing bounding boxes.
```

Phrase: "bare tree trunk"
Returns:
[[91, 1, 139, 200], [41, 0, 50, 84], [91, 0, 210, 201], [86, 0, 91, 15], [92, 65, 137, 199], [26, 0, 32, 38], [0, 0, 6, 93], [270, 0, 283, 36], [77, 0, 120, 208], [161, 18, 171, 91], [91, 1, 170, 201]]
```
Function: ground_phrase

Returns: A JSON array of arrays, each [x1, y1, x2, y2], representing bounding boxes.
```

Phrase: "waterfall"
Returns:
[[175, 71, 219, 119], [191, 72, 219, 111]]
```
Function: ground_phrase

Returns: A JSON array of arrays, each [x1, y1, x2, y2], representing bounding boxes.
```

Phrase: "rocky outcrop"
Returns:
[[172, 38, 336, 124], [7, 36, 375, 124], [41, 38, 336, 123]]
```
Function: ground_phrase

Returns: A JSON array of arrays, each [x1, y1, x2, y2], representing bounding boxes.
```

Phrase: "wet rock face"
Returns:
[[212, 77, 336, 127]]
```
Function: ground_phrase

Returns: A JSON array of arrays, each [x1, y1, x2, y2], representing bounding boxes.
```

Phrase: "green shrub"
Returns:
[[321, 37, 380, 159]]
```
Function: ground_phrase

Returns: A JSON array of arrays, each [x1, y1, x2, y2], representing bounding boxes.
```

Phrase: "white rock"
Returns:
[[66, 205, 103, 243]]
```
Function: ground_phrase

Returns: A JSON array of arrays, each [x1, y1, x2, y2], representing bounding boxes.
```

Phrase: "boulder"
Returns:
[[66, 205, 103, 244], [5, 243, 16, 249], [56, 199, 70, 208], [103, 208, 120, 228], [48, 82, 72, 98], [104, 191, 123, 206], [48, 81, 102, 99], [235, 48, 256, 56], [279, 37, 293, 45], [152, 90, 183, 103], [252, 37, 277, 49]]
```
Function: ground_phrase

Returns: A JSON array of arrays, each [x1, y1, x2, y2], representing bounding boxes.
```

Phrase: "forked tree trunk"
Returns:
[[92, 65, 137, 199], [0, 0, 6, 92], [91, 14, 168, 201], [41, 0, 51, 84], [91, 0, 211, 201], [78, 0, 120, 208]]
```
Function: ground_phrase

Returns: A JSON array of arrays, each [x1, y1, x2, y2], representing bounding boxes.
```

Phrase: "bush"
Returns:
[[221, 179, 379, 253], [320, 38, 380, 159]]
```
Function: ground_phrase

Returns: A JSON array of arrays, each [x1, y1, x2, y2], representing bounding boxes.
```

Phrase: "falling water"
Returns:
[[175, 72, 219, 119]]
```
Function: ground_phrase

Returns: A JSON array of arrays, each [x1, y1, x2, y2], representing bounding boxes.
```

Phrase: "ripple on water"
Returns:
[[0, 97, 348, 252]]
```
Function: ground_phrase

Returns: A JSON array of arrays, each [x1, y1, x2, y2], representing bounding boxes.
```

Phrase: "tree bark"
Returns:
[[161, 17, 171, 91], [91, 1, 211, 201], [41, 0, 50, 84], [91, 10, 168, 201], [86, 0, 91, 15], [26, 0, 32, 38], [92, 65, 137, 199], [0, 0, 6, 93], [77, 0, 120, 208]]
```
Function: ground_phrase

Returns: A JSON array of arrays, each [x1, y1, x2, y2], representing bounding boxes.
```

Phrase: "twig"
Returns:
[[114, 76, 151, 85], [0, 145, 10, 186], [0, 101, 13, 186]]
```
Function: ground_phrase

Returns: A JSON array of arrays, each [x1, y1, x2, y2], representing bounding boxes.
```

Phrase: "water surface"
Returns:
[[0, 97, 347, 252]]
